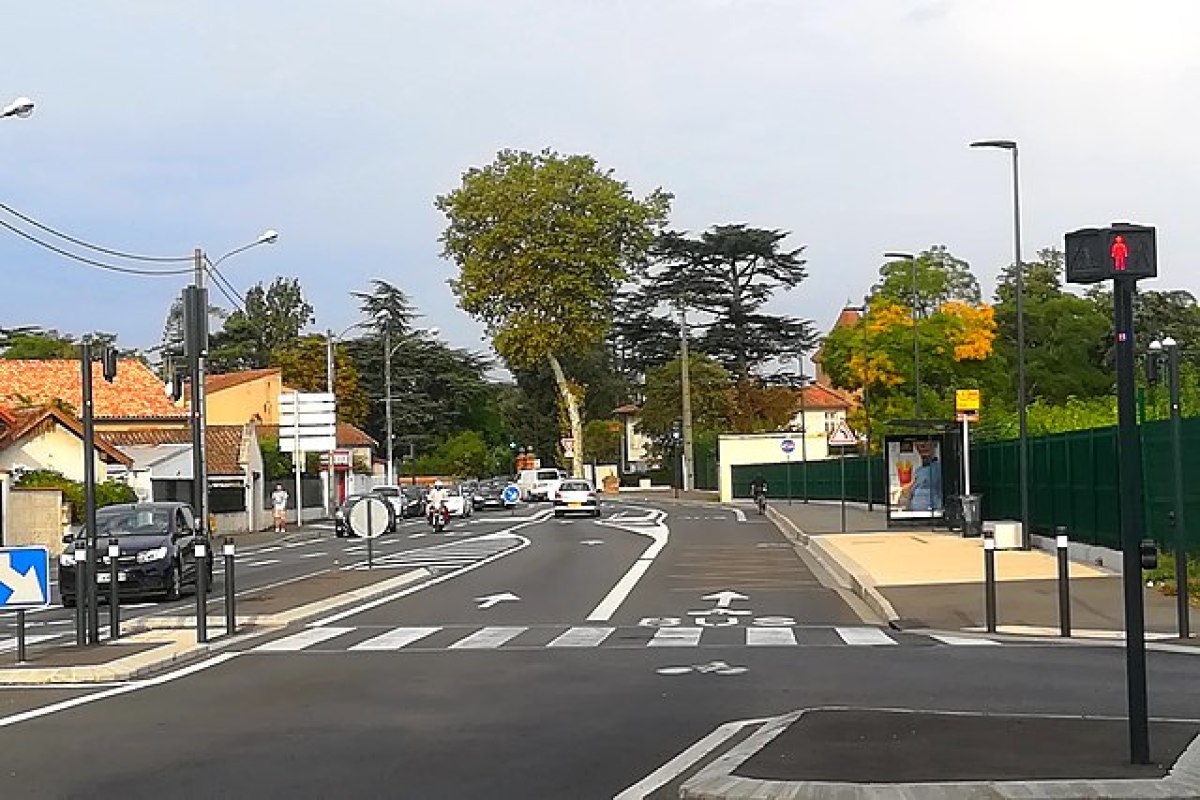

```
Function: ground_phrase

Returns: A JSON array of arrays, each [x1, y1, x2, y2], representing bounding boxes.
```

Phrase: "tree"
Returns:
[[270, 335, 370, 425], [209, 277, 314, 371], [635, 225, 813, 382], [583, 419, 622, 464], [437, 148, 671, 476], [872, 245, 981, 316], [2, 330, 76, 359], [726, 380, 801, 433], [158, 297, 226, 366], [638, 354, 732, 440]]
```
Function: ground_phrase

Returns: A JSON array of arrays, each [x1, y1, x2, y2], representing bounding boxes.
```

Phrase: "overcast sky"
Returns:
[[2, 0, 1198, 369]]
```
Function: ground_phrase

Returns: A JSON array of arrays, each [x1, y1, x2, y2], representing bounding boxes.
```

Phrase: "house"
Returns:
[[811, 305, 864, 388], [613, 404, 651, 473]]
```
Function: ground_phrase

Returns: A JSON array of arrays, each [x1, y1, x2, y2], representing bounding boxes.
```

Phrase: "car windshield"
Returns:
[[560, 482, 591, 492], [94, 509, 171, 537], [537, 470, 559, 480], [373, 487, 400, 497]]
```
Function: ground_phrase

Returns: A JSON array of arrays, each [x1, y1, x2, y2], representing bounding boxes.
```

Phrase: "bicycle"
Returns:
[[754, 491, 767, 515]]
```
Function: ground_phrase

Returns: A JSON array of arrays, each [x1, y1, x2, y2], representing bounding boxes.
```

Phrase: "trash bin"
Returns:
[[960, 493, 983, 538]]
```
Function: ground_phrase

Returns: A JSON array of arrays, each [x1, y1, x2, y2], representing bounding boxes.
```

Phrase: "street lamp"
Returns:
[[1, 96, 34, 119], [383, 324, 439, 485], [1149, 336, 1190, 639], [883, 251, 920, 418], [971, 138, 1029, 546]]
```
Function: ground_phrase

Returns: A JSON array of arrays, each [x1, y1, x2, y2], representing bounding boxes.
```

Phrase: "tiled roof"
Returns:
[[799, 384, 855, 409], [0, 404, 131, 465], [205, 368, 281, 394], [258, 421, 376, 449], [100, 425, 248, 476], [0, 359, 184, 419]]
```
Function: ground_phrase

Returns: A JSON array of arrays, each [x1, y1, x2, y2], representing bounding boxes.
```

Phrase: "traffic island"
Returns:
[[0, 629, 229, 685], [680, 708, 1200, 799]]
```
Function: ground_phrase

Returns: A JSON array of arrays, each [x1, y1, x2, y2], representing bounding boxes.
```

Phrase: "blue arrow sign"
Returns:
[[780, 439, 796, 454], [502, 485, 520, 504], [0, 546, 50, 609]]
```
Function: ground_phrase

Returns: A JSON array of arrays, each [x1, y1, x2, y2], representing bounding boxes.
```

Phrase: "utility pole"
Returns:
[[679, 304, 695, 492], [797, 355, 809, 504], [325, 329, 335, 514], [186, 248, 208, 544], [80, 341, 99, 644]]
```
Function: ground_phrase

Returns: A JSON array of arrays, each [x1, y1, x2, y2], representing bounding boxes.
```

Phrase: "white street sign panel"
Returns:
[[0, 547, 50, 609], [278, 391, 337, 453], [827, 420, 858, 447]]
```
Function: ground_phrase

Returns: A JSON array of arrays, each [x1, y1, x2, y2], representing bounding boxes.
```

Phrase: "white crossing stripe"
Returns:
[[349, 627, 441, 651], [547, 627, 615, 648], [834, 626, 897, 646], [247, 559, 281, 567], [928, 634, 1000, 646], [0, 634, 60, 652], [745, 627, 797, 647], [299, 552, 327, 558], [254, 627, 355, 652], [449, 626, 528, 650], [649, 627, 704, 647]]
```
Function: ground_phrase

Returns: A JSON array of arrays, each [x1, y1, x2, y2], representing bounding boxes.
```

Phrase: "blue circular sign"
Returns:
[[502, 484, 520, 504], [781, 439, 796, 454]]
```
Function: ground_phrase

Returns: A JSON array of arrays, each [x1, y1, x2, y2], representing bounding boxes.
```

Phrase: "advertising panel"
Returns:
[[887, 436, 944, 521]]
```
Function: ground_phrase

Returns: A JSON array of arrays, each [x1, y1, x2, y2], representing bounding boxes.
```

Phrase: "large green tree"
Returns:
[[436, 148, 670, 475], [270, 335, 370, 426], [638, 353, 732, 440], [209, 277, 314, 371]]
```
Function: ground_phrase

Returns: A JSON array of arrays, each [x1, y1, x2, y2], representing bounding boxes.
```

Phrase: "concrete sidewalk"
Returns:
[[770, 502, 1190, 638]]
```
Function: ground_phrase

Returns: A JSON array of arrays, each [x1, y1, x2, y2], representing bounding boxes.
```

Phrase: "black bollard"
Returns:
[[108, 538, 120, 640], [984, 534, 997, 634], [223, 538, 236, 637], [1056, 526, 1071, 638]]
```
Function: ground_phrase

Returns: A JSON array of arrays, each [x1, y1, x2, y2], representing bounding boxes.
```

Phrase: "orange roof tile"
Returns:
[[0, 404, 131, 465], [100, 425, 248, 476], [799, 385, 856, 409], [205, 368, 281, 394], [0, 359, 184, 419]]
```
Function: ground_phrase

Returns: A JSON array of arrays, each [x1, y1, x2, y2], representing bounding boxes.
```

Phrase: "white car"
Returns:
[[429, 484, 473, 518], [553, 479, 600, 518], [518, 468, 568, 502]]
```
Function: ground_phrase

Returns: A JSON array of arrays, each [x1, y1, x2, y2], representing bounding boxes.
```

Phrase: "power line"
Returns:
[[204, 264, 244, 312], [0, 203, 192, 262], [0, 217, 193, 276]]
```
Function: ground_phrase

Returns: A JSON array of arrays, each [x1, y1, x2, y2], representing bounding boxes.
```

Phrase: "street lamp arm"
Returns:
[[970, 139, 1017, 151], [1, 96, 34, 119], [208, 230, 279, 268]]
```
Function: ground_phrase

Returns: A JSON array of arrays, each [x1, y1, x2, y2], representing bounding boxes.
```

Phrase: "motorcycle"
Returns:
[[428, 501, 450, 532]]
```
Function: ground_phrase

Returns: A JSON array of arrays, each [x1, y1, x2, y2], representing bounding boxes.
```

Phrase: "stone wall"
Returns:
[[8, 488, 67, 555]]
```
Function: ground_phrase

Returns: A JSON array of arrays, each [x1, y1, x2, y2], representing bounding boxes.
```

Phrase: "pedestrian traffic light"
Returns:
[[1139, 538, 1159, 570], [1066, 223, 1157, 284]]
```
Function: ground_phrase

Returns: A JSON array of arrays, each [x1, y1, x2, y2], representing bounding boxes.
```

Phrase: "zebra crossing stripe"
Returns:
[[928, 634, 1001, 646], [649, 627, 703, 647], [254, 627, 355, 652], [834, 626, 897, 646], [349, 627, 441, 651], [745, 627, 797, 647], [546, 627, 615, 648], [448, 626, 528, 650]]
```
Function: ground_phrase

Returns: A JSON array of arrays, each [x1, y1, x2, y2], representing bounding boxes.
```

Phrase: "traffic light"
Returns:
[[101, 347, 119, 383], [1065, 223, 1157, 284], [1140, 538, 1159, 570], [1146, 352, 1161, 386]]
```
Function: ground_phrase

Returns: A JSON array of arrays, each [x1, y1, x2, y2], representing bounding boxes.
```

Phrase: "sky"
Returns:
[[3, 0, 1199, 371]]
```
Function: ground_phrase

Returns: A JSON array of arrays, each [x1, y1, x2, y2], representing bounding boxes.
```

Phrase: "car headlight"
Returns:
[[136, 546, 169, 564], [59, 551, 76, 567]]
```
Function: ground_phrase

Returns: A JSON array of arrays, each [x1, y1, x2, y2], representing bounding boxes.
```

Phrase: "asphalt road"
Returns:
[[2, 497, 1198, 799]]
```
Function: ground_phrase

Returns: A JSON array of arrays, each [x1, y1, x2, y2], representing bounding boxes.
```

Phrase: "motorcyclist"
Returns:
[[427, 480, 449, 528]]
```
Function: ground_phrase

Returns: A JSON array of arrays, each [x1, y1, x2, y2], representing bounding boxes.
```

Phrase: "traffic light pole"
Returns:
[[80, 341, 99, 645], [1113, 276, 1150, 765]]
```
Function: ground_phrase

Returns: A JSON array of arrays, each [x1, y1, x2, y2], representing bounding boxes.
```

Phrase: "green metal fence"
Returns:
[[730, 417, 1200, 552]]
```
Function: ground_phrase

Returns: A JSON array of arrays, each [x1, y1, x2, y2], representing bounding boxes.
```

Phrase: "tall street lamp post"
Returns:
[[971, 138, 1029, 547], [1150, 336, 1190, 639], [883, 251, 920, 418]]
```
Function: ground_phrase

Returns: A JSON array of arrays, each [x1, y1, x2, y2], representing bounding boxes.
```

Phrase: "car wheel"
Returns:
[[164, 562, 182, 602]]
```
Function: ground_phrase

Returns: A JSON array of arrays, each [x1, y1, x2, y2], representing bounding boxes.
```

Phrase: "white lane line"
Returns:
[[929, 634, 1001, 646], [587, 510, 670, 622], [0, 634, 61, 652], [247, 559, 281, 567], [648, 627, 703, 647], [745, 627, 797, 647], [298, 552, 328, 559], [448, 626, 527, 650], [256, 546, 284, 554], [546, 627, 615, 648], [614, 716, 771, 800], [349, 627, 441, 651], [0, 652, 240, 729], [253, 626, 355, 652], [834, 626, 897, 646], [724, 506, 747, 523]]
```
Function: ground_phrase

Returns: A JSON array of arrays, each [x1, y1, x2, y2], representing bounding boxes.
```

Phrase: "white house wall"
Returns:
[[0, 425, 110, 484], [717, 431, 834, 503]]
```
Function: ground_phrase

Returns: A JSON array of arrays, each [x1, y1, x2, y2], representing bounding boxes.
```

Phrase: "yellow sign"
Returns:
[[955, 389, 981, 412]]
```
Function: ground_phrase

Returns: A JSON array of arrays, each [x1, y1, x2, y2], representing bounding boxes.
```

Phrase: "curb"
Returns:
[[767, 506, 901, 627]]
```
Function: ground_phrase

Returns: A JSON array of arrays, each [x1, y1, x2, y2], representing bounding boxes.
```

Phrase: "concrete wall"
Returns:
[[0, 424, 110, 483], [8, 488, 66, 555], [718, 432, 834, 502], [207, 374, 283, 426]]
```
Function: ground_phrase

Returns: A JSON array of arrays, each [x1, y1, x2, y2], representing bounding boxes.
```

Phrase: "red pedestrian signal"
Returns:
[[1110, 235, 1128, 271]]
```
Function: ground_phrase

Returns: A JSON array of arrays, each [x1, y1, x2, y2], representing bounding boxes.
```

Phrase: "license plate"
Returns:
[[97, 572, 127, 583], [569, 502, 581, 508]]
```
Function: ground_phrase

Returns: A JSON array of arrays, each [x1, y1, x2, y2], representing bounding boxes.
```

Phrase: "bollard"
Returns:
[[74, 542, 87, 646], [108, 538, 120, 641], [223, 538, 236, 637], [1056, 526, 1071, 638], [195, 538, 208, 644], [16, 609, 25, 663], [984, 535, 997, 634]]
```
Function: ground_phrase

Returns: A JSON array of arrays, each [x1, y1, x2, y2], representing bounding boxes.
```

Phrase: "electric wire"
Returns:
[[204, 264, 245, 312], [0, 203, 192, 262], [0, 217, 193, 276]]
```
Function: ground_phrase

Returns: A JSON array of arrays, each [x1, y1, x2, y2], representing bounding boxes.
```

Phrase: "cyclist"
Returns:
[[749, 475, 768, 513]]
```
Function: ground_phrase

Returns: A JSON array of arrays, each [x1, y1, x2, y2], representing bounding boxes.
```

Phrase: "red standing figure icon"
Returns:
[[1111, 235, 1128, 271]]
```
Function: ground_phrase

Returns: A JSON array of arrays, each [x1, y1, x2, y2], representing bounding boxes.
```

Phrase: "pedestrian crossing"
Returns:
[[249, 624, 1004, 654]]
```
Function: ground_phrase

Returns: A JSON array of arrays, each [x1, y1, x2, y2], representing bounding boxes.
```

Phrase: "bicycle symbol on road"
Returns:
[[656, 660, 748, 677]]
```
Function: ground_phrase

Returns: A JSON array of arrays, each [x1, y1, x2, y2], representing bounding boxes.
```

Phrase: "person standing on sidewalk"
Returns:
[[271, 484, 289, 534]]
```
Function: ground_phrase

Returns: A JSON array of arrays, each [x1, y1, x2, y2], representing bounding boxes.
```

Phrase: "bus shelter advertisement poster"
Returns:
[[888, 438, 944, 519]]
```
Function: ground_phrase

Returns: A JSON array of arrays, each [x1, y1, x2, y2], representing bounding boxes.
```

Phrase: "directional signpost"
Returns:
[[502, 484, 520, 516], [0, 546, 51, 663], [828, 421, 858, 533], [279, 392, 337, 527]]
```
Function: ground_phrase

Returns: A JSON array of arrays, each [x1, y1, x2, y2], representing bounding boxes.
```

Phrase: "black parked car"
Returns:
[[58, 502, 213, 606], [474, 479, 516, 510], [401, 485, 427, 518]]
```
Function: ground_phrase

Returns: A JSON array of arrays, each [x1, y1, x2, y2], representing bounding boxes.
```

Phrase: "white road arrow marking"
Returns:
[[474, 591, 520, 609], [580, 539, 604, 546], [701, 590, 748, 608], [0, 554, 45, 605]]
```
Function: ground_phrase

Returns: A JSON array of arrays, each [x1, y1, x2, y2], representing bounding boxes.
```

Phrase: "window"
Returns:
[[824, 412, 841, 433]]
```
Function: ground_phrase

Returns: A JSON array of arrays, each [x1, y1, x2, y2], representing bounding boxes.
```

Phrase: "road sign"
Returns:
[[502, 484, 520, 504], [347, 496, 390, 539], [278, 391, 338, 453], [780, 438, 796, 454], [0, 547, 50, 609], [827, 420, 858, 447], [1066, 223, 1157, 284], [561, 437, 575, 458], [955, 389, 981, 423]]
